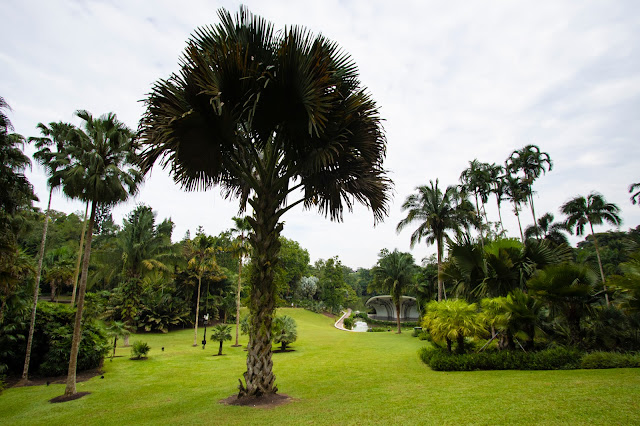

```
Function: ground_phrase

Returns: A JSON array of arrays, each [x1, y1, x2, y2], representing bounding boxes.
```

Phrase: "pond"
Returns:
[[352, 320, 369, 332]]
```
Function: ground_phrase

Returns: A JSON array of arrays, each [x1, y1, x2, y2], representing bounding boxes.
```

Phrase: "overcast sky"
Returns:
[[2, 0, 639, 269]]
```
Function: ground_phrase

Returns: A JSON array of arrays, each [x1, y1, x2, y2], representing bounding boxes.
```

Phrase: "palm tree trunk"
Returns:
[[234, 255, 242, 346], [395, 301, 401, 334], [21, 187, 53, 382], [238, 196, 281, 398], [437, 235, 443, 302], [64, 200, 96, 396], [218, 340, 223, 356], [529, 192, 540, 239], [590, 223, 610, 306], [49, 281, 57, 302], [71, 201, 89, 305], [514, 203, 524, 242], [112, 336, 117, 359], [193, 276, 202, 346], [495, 195, 504, 231]]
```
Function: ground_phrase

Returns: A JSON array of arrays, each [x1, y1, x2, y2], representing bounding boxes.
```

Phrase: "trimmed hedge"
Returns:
[[581, 351, 640, 369], [418, 346, 583, 371]]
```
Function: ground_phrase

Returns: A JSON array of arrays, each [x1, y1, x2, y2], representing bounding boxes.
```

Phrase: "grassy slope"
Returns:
[[1, 308, 639, 425]]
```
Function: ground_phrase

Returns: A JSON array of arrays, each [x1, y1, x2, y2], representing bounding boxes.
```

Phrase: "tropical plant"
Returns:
[[52, 109, 143, 397], [371, 249, 417, 333], [527, 263, 598, 345], [230, 216, 251, 346], [137, 6, 390, 399], [422, 299, 486, 354], [397, 180, 472, 301], [505, 144, 552, 239], [106, 321, 129, 360], [504, 174, 528, 242], [561, 192, 622, 305], [130, 341, 151, 360], [459, 160, 492, 235], [42, 246, 75, 301], [272, 315, 297, 351], [524, 212, 570, 246], [0, 247, 34, 325], [211, 323, 232, 356]]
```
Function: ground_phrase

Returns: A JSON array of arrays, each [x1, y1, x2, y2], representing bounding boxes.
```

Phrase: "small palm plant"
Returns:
[[273, 315, 298, 351], [211, 324, 232, 356], [106, 321, 130, 360], [131, 341, 151, 360], [422, 299, 486, 354]]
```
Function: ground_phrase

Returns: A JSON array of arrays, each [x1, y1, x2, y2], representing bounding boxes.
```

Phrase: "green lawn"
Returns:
[[1, 308, 639, 425]]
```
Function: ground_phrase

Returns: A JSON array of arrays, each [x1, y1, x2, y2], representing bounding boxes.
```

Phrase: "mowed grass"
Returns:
[[1, 308, 639, 425]]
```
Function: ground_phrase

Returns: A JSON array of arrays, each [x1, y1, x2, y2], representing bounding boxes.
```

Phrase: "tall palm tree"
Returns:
[[524, 212, 571, 246], [504, 174, 528, 242], [184, 233, 220, 347], [53, 110, 142, 397], [20, 121, 75, 382], [371, 249, 417, 333], [230, 216, 251, 347], [459, 160, 491, 244], [561, 192, 622, 306], [137, 7, 390, 398], [397, 180, 471, 301], [487, 164, 507, 231], [505, 145, 552, 239]]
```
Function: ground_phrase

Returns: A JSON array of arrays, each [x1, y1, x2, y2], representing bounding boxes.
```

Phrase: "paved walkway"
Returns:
[[334, 308, 358, 332]]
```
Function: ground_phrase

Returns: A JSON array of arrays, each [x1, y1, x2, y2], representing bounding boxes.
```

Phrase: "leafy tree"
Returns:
[[561, 192, 622, 305], [422, 299, 486, 354], [397, 180, 473, 301], [52, 109, 142, 397], [298, 276, 319, 300], [274, 237, 310, 302], [371, 249, 417, 333], [524, 212, 570, 246], [0, 247, 34, 325], [272, 315, 297, 351], [317, 257, 355, 312], [505, 145, 552, 239], [527, 263, 597, 345], [137, 6, 390, 398], [211, 323, 232, 356]]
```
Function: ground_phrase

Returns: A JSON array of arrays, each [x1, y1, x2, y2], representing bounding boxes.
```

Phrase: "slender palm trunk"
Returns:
[[590, 223, 610, 306], [71, 202, 89, 305], [64, 200, 96, 396], [475, 192, 486, 252], [218, 340, 223, 356], [193, 276, 202, 346], [238, 195, 281, 398], [21, 187, 53, 382], [112, 336, 117, 359], [514, 203, 524, 242], [233, 251, 243, 347], [529, 192, 540, 239], [495, 195, 504, 231], [436, 235, 444, 302]]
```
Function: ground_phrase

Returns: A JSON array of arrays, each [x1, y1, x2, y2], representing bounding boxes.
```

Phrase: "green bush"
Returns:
[[421, 347, 584, 371], [343, 317, 354, 330], [581, 351, 640, 369], [131, 341, 151, 359], [368, 327, 387, 332]]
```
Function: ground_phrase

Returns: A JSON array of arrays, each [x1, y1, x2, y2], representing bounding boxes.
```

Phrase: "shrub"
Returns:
[[420, 347, 584, 371], [581, 351, 640, 369], [343, 317, 354, 330], [368, 327, 387, 332], [131, 341, 151, 359]]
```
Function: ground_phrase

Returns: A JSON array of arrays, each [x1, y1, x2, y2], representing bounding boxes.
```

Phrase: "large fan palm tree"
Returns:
[[137, 7, 390, 398], [397, 180, 471, 301], [230, 216, 251, 347], [560, 193, 621, 306], [53, 110, 142, 397], [371, 249, 417, 333], [505, 145, 552, 238]]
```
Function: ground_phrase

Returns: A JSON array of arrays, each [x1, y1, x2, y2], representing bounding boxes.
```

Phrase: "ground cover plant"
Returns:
[[1, 308, 639, 424]]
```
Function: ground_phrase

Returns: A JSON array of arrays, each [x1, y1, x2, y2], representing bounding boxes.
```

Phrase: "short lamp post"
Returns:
[[202, 313, 209, 350]]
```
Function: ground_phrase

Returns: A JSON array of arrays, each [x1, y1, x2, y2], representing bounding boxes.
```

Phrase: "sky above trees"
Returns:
[[2, 0, 639, 268]]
